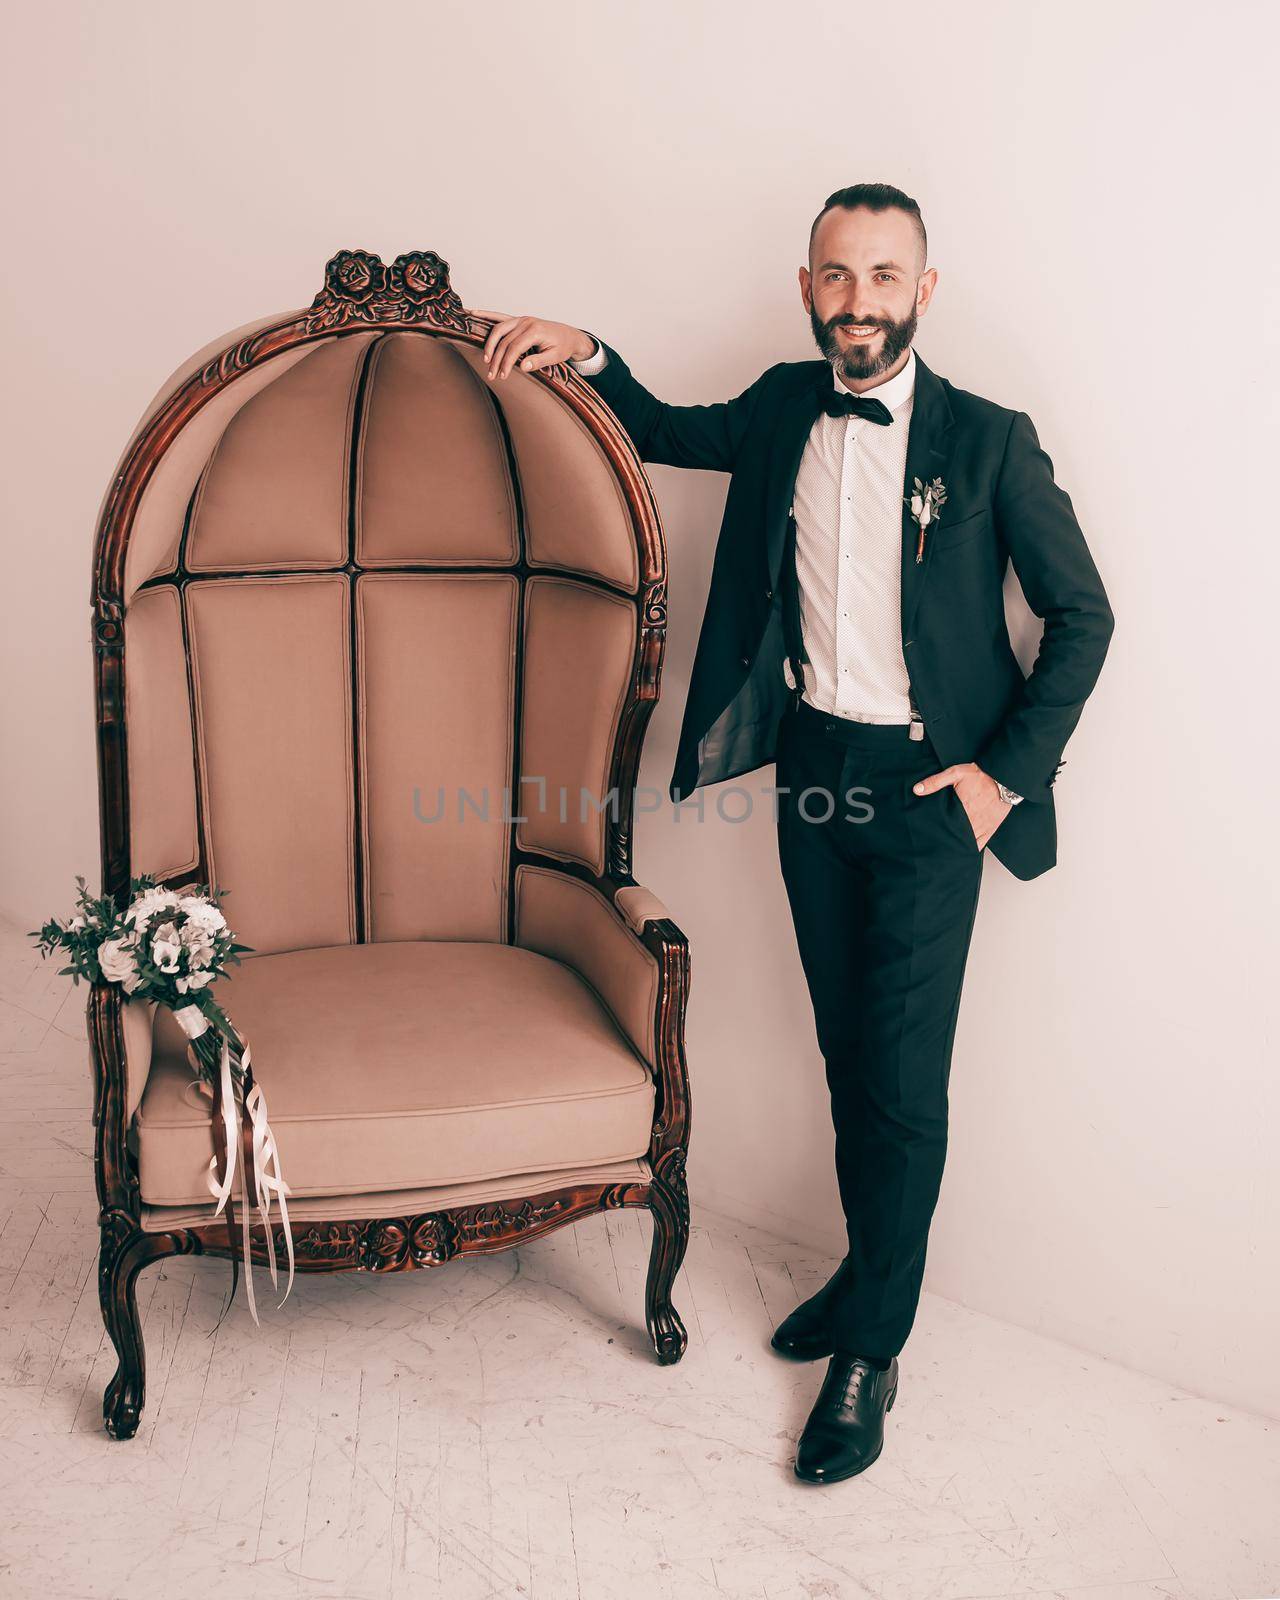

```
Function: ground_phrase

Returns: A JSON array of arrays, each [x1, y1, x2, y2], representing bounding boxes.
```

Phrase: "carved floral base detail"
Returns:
[[186, 1188, 622, 1275]]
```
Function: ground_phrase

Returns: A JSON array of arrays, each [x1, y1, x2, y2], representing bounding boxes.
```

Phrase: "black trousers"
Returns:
[[774, 697, 985, 1358]]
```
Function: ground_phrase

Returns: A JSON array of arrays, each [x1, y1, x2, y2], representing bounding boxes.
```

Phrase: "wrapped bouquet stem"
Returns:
[[171, 1000, 295, 1327], [32, 874, 295, 1327]]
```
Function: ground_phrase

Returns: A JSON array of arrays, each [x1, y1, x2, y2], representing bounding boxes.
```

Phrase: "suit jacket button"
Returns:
[[764, 589, 773, 601], [740, 655, 750, 668]]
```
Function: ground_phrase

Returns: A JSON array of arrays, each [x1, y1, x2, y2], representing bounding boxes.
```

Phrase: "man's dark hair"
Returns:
[[809, 183, 927, 273]]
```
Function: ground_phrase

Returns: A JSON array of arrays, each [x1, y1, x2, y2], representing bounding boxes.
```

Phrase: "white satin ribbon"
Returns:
[[243, 1041, 295, 1314], [203, 1031, 239, 1215], [197, 1029, 295, 1325], [172, 1003, 210, 1040]]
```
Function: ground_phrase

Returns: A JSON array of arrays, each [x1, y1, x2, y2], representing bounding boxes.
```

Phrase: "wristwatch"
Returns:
[[995, 781, 1023, 806]]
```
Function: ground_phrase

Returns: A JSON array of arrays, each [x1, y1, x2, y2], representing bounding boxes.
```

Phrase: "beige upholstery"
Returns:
[[122, 341, 330, 605], [450, 342, 638, 589], [514, 866, 660, 1070], [140, 1156, 652, 1232], [121, 997, 158, 1124], [358, 334, 519, 566], [124, 586, 199, 881], [189, 575, 357, 953], [117, 320, 664, 1215], [135, 943, 655, 1206], [518, 577, 637, 873], [358, 573, 518, 943], [188, 336, 369, 573], [125, 330, 641, 940], [615, 885, 673, 935]]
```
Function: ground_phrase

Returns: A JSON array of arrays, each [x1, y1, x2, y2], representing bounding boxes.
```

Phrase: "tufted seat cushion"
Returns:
[[134, 942, 656, 1206]]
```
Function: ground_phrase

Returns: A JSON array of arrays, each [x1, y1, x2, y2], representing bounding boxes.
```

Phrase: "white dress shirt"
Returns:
[[786, 349, 917, 722], [570, 338, 610, 377], [572, 337, 917, 724]]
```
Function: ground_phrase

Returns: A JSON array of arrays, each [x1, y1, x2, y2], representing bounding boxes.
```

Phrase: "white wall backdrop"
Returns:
[[2, 0, 1276, 1416]]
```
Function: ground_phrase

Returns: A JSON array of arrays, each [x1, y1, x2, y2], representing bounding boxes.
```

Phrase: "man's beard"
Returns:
[[810, 302, 917, 383]]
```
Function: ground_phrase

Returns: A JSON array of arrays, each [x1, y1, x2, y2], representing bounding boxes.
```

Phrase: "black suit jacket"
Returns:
[[576, 336, 1115, 881]]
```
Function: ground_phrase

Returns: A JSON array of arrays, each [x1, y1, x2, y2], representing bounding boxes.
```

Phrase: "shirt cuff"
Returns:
[[568, 336, 608, 375]]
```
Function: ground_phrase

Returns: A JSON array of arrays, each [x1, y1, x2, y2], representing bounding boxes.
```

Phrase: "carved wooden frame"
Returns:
[[90, 249, 691, 1440]]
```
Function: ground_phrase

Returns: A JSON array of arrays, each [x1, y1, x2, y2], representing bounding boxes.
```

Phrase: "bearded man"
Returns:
[[481, 182, 1115, 1485]]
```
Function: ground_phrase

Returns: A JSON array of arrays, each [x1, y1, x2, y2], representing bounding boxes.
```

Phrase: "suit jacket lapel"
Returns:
[[764, 373, 827, 592], [899, 352, 956, 643]]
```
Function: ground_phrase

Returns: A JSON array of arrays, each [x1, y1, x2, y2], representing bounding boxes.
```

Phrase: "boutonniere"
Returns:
[[905, 475, 948, 563]]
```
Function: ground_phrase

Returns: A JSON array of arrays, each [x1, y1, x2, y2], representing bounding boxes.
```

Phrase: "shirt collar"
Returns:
[[832, 345, 916, 413]]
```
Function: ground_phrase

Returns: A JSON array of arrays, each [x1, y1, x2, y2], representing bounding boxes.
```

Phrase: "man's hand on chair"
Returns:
[[475, 312, 595, 380]]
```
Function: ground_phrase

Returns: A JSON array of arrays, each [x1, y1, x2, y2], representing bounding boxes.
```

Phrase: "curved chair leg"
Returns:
[[645, 1148, 690, 1364], [98, 1215, 190, 1440]]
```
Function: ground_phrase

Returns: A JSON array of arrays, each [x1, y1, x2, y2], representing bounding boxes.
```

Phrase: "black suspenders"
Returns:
[[781, 502, 808, 708]]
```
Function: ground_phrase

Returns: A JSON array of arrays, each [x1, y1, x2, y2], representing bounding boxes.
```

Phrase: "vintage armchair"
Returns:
[[88, 249, 691, 1441]]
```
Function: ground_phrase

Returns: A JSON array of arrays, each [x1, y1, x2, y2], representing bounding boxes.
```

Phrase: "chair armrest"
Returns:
[[513, 864, 691, 1167], [88, 982, 158, 1126], [120, 995, 158, 1122], [514, 865, 682, 1072], [614, 885, 673, 935]]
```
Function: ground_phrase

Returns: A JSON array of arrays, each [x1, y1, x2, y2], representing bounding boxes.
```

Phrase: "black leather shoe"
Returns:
[[770, 1257, 851, 1361], [793, 1352, 899, 1484]]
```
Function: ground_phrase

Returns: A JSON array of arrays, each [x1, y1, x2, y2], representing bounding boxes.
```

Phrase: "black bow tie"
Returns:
[[819, 390, 893, 425]]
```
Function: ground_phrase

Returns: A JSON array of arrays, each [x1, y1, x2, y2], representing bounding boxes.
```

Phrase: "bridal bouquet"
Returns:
[[32, 874, 295, 1325]]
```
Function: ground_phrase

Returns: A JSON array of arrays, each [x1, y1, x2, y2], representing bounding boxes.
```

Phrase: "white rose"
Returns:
[[176, 969, 215, 992], [910, 493, 923, 519], [125, 888, 180, 928], [919, 498, 933, 527], [69, 915, 86, 932], [181, 898, 227, 934], [99, 937, 142, 993]]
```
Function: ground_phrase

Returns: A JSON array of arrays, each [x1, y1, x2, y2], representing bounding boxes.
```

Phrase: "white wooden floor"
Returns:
[[2, 915, 1277, 1600]]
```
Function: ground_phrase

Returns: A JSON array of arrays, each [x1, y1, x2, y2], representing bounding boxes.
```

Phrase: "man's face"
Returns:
[[801, 206, 935, 384]]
